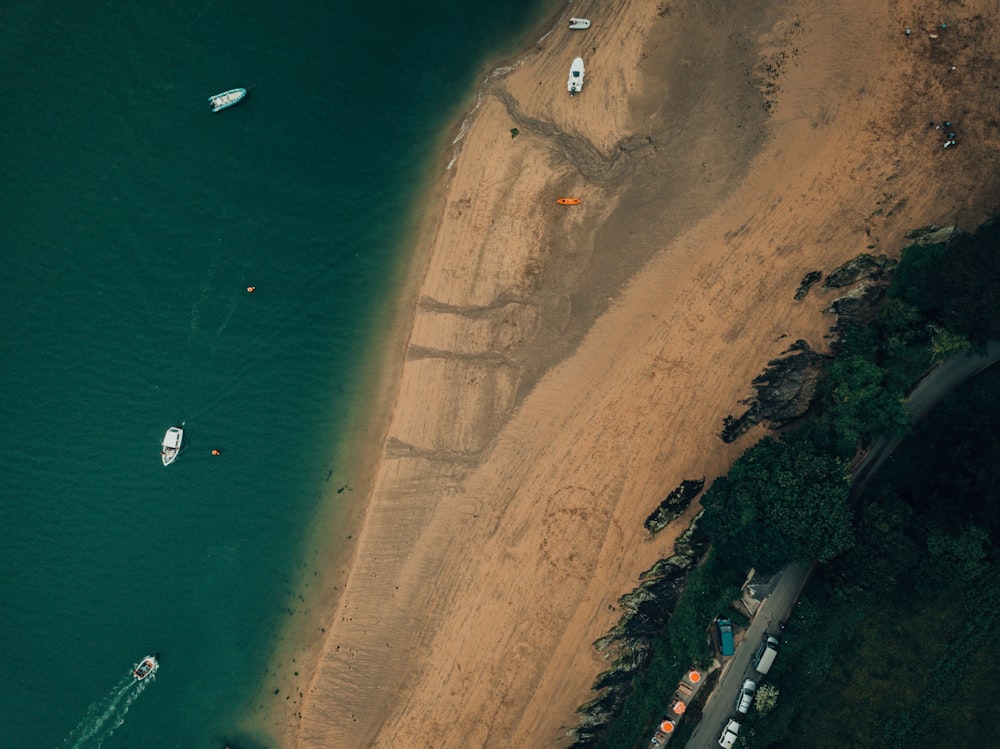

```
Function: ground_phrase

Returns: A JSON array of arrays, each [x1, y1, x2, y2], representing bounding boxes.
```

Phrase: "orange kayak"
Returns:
[[556, 198, 581, 205]]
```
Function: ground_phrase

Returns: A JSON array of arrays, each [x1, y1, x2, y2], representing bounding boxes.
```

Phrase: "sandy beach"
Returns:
[[261, 0, 1000, 746]]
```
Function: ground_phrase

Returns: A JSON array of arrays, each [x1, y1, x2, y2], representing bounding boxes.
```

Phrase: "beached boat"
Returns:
[[557, 198, 581, 205], [569, 17, 591, 30], [568, 57, 585, 95], [133, 655, 158, 681], [208, 88, 246, 113], [161, 426, 183, 466]]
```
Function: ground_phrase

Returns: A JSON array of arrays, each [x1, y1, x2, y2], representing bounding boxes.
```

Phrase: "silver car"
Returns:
[[736, 678, 757, 714]]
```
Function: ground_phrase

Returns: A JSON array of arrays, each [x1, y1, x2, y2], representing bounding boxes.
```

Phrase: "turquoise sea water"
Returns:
[[0, 1, 548, 746]]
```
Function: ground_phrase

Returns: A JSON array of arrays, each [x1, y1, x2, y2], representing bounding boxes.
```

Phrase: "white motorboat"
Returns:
[[568, 57, 586, 95], [133, 654, 159, 681], [569, 17, 591, 30], [208, 88, 247, 112], [161, 426, 183, 466]]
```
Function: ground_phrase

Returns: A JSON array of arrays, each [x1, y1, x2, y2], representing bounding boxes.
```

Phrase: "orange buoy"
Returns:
[[246, 286, 256, 293], [211, 449, 221, 456], [556, 198, 581, 205]]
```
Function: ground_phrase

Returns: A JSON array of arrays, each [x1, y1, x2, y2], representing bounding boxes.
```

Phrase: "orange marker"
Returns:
[[211, 449, 221, 456], [246, 286, 256, 293]]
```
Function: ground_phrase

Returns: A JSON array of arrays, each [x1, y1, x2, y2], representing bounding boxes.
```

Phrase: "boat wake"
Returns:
[[59, 672, 153, 749]]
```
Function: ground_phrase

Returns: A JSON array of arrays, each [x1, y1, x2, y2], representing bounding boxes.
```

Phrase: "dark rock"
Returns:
[[822, 253, 895, 289], [721, 340, 827, 439], [720, 402, 761, 443], [913, 225, 959, 246], [903, 224, 940, 239], [794, 270, 822, 300], [827, 283, 888, 334], [750, 341, 825, 426], [643, 478, 706, 534], [570, 514, 709, 745]]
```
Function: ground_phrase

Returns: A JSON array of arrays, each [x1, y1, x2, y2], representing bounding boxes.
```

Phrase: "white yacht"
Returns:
[[161, 426, 183, 466]]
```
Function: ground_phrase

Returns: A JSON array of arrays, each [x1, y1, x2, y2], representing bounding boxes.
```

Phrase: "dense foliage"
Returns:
[[702, 435, 852, 571], [761, 366, 1000, 748], [892, 221, 1000, 344]]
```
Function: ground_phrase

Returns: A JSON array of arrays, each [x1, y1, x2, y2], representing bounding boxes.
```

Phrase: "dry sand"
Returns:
[[262, 0, 1000, 745]]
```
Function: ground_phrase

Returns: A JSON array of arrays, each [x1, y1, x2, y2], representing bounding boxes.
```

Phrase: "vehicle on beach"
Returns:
[[569, 17, 591, 29], [208, 88, 247, 112], [133, 654, 158, 681], [161, 426, 183, 466], [567, 57, 585, 95]]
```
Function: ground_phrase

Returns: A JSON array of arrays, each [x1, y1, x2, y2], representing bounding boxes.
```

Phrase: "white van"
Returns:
[[753, 634, 780, 675]]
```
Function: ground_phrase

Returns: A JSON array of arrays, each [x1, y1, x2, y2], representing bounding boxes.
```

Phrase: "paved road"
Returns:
[[684, 563, 812, 749], [684, 344, 1000, 748]]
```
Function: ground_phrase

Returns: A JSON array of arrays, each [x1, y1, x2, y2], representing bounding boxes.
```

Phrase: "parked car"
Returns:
[[717, 617, 735, 656], [717, 718, 741, 748], [736, 678, 757, 714], [753, 634, 780, 675]]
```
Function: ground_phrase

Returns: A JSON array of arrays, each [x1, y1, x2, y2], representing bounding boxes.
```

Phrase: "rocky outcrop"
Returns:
[[750, 340, 824, 426], [794, 270, 822, 300], [643, 478, 706, 534], [720, 340, 826, 442], [569, 514, 710, 747], [827, 282, 888, 334], [822, 253, 895, 289], [904, 224, 960, 246]]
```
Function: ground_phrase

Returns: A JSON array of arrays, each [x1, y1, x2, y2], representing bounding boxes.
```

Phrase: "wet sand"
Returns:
[[269, 0, 1000, 745]]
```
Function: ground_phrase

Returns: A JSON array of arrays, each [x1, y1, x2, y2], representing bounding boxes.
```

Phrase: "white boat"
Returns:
[[568, 57, 586, 96], [569, 17, 591, 30], [133, 655, 158, 681], [161, 426, 183, 466], [208, 88, 247, 113]]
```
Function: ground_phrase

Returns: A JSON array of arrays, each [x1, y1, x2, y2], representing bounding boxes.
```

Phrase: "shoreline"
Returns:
[[266, 0, 1000, 745]]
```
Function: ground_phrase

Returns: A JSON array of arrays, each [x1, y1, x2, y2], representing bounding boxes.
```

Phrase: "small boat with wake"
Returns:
[[208, 88, 247, 112], [161, 426, 183, 466], [567, 57, 586, 96], [133, 655, 159, 681]]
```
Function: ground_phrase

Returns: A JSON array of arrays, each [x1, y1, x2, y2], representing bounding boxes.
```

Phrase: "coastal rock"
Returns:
[[642, 478, 706, 534], [750, 340, 824, 426], [570, 515, 709, 746], [794, 270, 822, 300], [827, 282, 888, 333], [720, 340, 825, 441], [822, 252, 895, 288], [720, 402, 761, 443], [904, 224, 960, 246], [914, 225, 960, 246]]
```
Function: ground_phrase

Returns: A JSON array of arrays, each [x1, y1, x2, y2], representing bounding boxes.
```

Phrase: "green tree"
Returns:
[[702, 436, 853, 570], [821, 354, 909, 454], [755, 683, 779, 715], [928, 325, 970, 361]]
